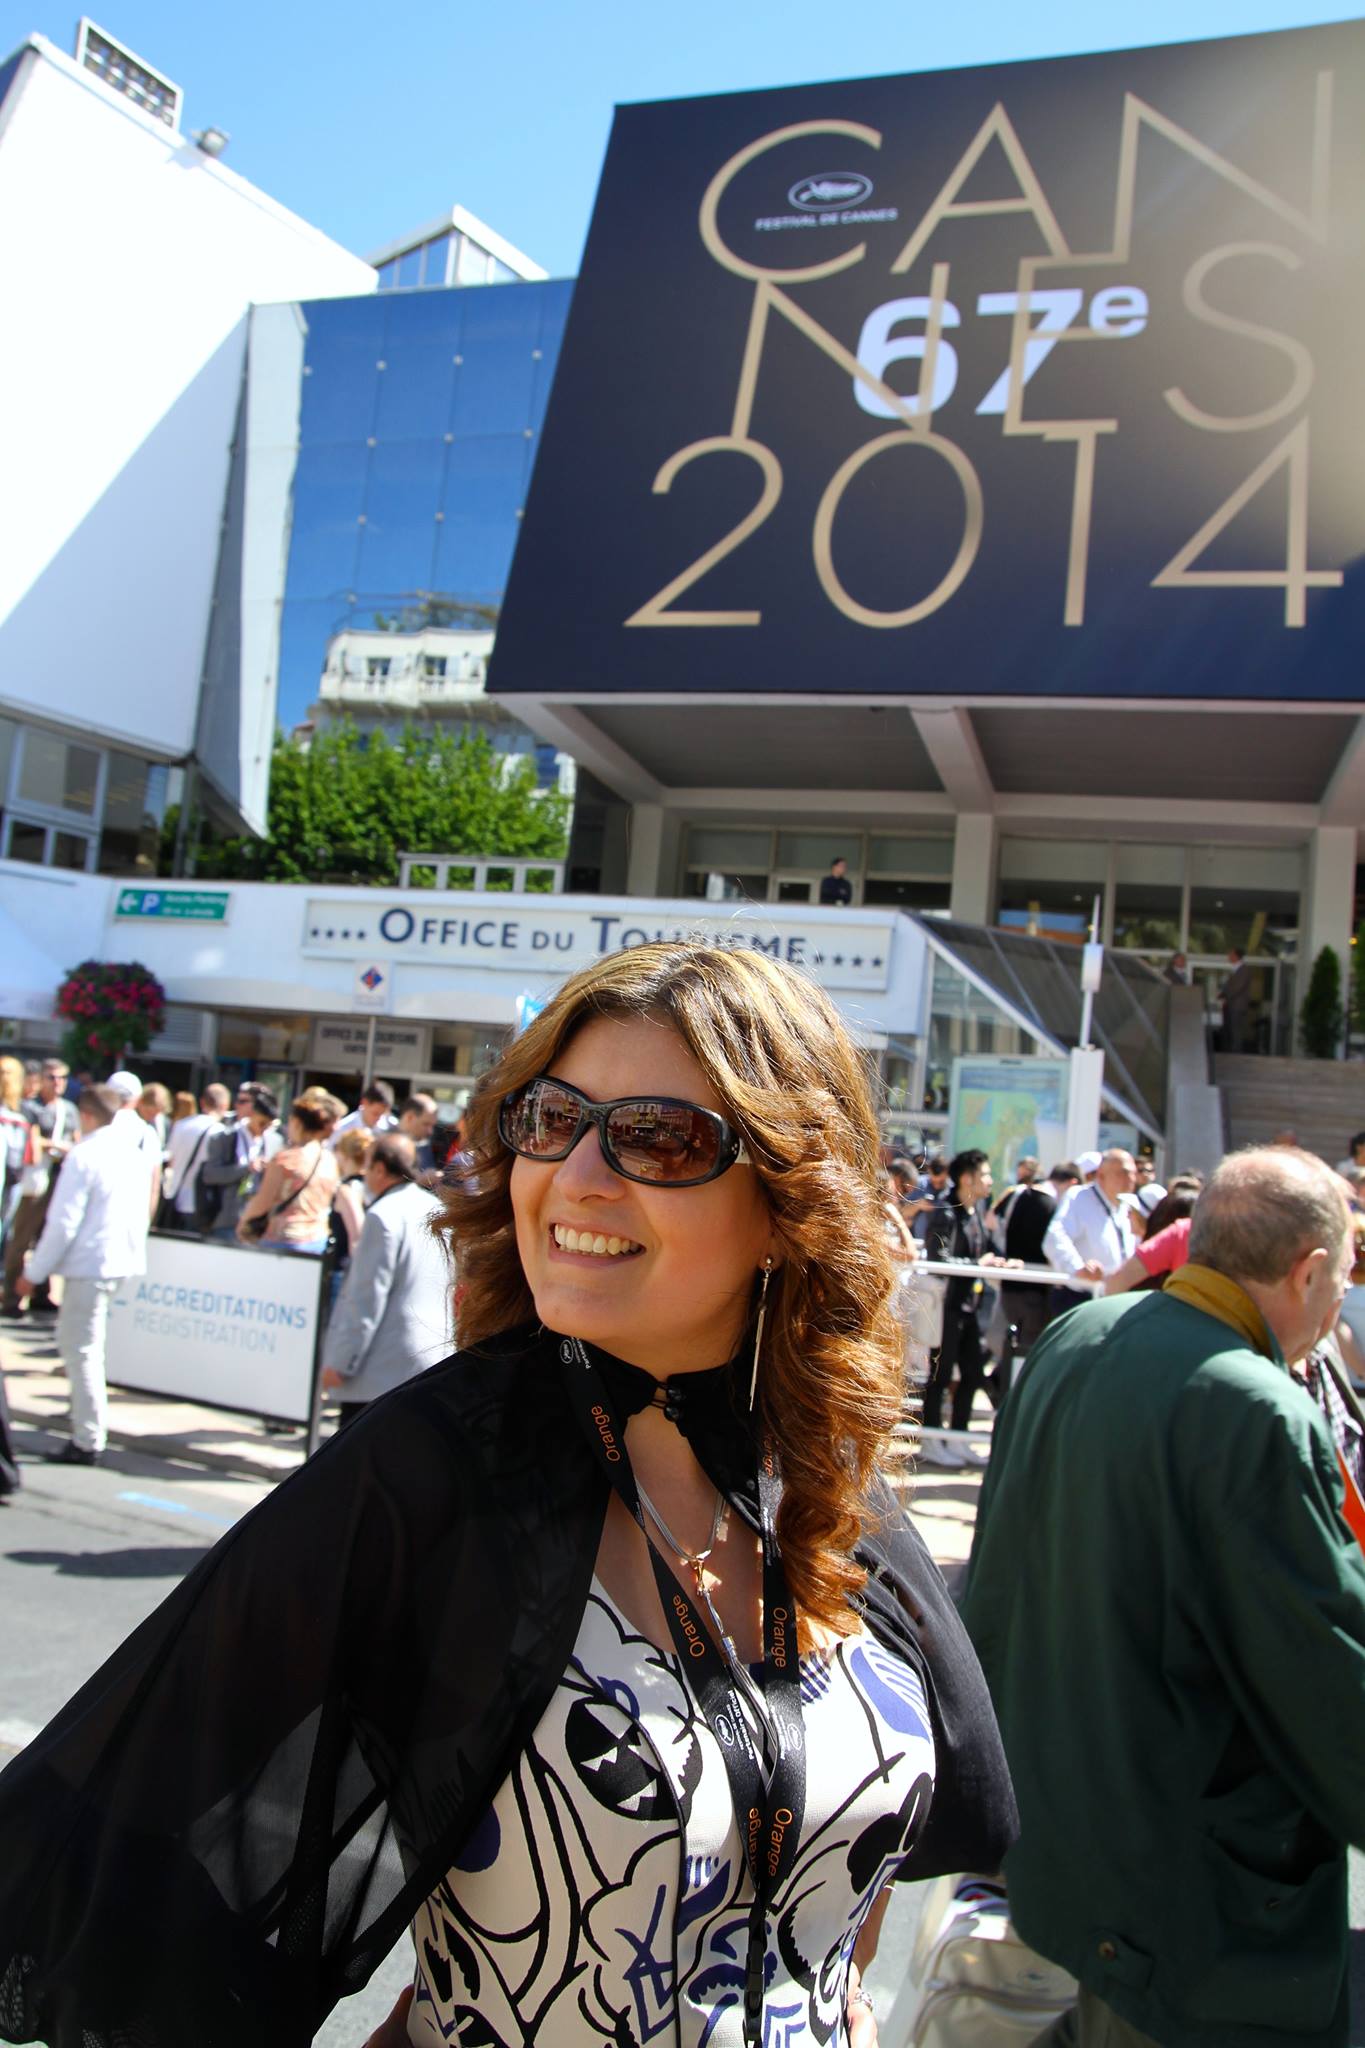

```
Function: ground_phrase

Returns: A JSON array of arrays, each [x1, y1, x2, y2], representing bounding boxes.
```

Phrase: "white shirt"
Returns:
[[328, 1108, 397, 1150], [1043, 1181, 1136, 1276], [27, 1120, 151, 1284], [164, 1112, 222, 1212]]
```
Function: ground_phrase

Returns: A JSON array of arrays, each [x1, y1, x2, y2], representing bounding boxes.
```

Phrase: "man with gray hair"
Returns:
[[963, 1146, 1365, 2048]]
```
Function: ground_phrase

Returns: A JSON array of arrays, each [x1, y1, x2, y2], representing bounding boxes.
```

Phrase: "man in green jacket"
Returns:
[[962, 1146, 1365, 2048]]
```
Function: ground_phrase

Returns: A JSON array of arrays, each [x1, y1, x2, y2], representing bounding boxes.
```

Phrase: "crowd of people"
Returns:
[[0, 1058, 463, 1474], [0, 961, 1363, 2048], [883, 1137, 1365, 1468]]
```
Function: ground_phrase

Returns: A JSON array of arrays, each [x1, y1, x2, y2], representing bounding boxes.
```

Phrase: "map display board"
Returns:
[[492, 22, 1365, 701], [948, 1055, 1069, 1186]]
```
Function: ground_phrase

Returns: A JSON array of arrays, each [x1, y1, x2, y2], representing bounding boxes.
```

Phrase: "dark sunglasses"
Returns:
[[498, 1075, 752, 1187]]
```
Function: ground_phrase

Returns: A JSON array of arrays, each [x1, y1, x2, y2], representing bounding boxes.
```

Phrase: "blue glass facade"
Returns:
[[276, 279, 572, 731]]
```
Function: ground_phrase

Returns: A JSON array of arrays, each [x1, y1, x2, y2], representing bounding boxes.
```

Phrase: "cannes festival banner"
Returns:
[[491, 22, 1365, 701]]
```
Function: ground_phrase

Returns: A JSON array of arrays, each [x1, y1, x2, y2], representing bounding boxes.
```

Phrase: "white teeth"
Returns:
[[553, 1224, 640, 1257]]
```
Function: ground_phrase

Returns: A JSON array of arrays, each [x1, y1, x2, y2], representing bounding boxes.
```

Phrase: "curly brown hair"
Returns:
[[437, 941, 905, 1637]]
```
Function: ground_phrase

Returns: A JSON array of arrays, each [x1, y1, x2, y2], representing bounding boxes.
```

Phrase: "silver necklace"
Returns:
[[634, 1480, 727, 1600], [634, 1481, 775, 1762]]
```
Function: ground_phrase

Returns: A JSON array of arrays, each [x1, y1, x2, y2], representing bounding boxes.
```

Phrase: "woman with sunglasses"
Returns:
[[0, 943, 1014, 2048]]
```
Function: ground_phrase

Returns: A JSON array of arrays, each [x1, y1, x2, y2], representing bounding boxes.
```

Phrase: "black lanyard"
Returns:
[[559, 1336, 807, 2048]]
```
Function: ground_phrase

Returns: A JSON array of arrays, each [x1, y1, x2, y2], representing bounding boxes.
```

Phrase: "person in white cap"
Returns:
[[105, 1070, 164, 1220]]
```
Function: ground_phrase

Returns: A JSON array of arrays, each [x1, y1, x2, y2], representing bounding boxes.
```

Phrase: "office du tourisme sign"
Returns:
[[302, 899, 895, 993]]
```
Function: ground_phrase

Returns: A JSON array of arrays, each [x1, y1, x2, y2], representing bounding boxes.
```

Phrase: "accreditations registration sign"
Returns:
[[302, 898, 896, 992], [493, 23, 1365, 701]]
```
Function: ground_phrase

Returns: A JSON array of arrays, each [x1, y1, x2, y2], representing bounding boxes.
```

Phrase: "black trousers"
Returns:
[[922, 1312, 986, 1433]]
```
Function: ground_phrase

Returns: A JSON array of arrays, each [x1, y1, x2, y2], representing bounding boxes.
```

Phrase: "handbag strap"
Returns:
[[266, 1145, 321, 1224]]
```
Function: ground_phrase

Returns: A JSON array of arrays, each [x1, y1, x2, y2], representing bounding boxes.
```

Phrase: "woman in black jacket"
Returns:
[[0, 943, 1015, 2048]]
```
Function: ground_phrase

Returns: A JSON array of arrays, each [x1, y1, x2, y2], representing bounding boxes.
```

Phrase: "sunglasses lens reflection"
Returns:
[[605, 1100, 720, 1183], [504, 1081, 583, 1157]]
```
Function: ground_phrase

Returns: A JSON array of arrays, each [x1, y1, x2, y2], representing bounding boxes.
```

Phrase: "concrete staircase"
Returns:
[[1165, 986, 1224, 1180], [1215, 1055, 1365, 1164]]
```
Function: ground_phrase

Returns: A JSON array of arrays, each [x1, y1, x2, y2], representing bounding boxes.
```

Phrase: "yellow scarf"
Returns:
[[1162, 1262, 1276, 1360]]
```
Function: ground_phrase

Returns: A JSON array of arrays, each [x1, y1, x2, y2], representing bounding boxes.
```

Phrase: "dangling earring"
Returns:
[[749, 1256, 774, 1412]]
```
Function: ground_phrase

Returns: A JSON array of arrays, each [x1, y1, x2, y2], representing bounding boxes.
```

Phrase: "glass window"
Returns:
[[285, 441, 369, 601], [452, 293, 541, 435], [422, 655, 448, 679], [0, 717, 15, 800], [456, 236, 492, 285], [682, 871, 767, 902], [7, 821, 45, 863], [426, 1020, 508, 1079], [18, 730, 99, 815], [687, 828, 771, 868], [52, 831, 90, 871], [1112, 843, 1185, 951], [864, 877, 951, 910], [366, 658, 391, 679], [868, 834, 953, 875], [492, 259, 518, 284], [98, 752, 163, 876], [372, 289, 461, 440], [433, 435, 532, 597], [924, 953, 1032, 1113], [775, 880, 814, 902], [354, 439, 447, 594], [776, 831, 855, 871], [422, 234, 452, 287], [376, 259, 398, 290], [1187, 844, 1302, 957], [997, 838, 1106, 943], [397, 247, 423, 288], [298, 296, 389, 444], [217, 1012, 315, 1064]]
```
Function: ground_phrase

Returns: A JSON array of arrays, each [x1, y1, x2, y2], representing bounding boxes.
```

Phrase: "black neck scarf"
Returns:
[[558, 1333, 805, 2048]]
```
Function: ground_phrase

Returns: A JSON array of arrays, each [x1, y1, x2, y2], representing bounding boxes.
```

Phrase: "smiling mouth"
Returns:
[[551, 1224, 644, 1259]]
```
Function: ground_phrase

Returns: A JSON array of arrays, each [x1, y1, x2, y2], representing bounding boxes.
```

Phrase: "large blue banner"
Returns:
[[492, 23, 1365, 701]]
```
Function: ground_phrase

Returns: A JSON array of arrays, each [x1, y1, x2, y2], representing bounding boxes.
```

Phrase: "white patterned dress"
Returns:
[[408, 1580, 935, 2048]]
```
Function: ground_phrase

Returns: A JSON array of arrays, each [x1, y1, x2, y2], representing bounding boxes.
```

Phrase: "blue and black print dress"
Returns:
[[409, 1579, 936, 2047]]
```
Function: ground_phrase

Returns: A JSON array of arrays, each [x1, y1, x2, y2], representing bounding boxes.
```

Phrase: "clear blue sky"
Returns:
[[19, 2, 1358, 276]]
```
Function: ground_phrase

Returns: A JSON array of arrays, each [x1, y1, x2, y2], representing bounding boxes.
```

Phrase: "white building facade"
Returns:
[[0, 26, 375, 842]]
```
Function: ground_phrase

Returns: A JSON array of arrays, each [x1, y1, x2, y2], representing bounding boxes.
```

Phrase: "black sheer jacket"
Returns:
[[0, 1326, 1016, 2047]]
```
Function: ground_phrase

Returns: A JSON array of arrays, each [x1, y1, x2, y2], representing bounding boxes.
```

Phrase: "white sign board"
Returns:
[[106, 1234, 326, 1423], [302, 899, 896, 993], [309, 1017, 432, 1074]]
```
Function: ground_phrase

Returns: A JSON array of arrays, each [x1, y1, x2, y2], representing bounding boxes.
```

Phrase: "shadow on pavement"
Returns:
[[4, 1546, 211, 1578]]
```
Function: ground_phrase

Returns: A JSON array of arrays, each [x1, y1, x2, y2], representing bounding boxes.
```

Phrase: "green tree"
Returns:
[[193, 723, 569, 885], [1299, 945, 1344, 1060]]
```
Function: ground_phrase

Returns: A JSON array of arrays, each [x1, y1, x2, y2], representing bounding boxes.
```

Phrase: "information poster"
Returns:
[[948, 1055, 1069, 1186]]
